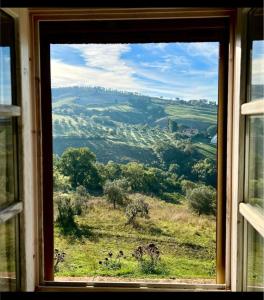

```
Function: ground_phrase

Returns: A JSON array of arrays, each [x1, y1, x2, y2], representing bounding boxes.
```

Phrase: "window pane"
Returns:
[[0, 117, 15, 208], [246, 224, 264, 291], [249, 8, 264, 101], [247, 116, 264, 212], [0, 218, 17, 291], [0, 10, 15, 106]]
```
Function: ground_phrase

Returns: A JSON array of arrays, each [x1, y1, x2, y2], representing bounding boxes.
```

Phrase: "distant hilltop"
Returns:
[[51, 86, 217, 106]]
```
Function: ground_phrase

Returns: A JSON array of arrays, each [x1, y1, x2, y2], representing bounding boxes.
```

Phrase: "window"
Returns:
[[38, 15, 229, 289], [239, 8, 264, 292], [0, 10, 22, 291]]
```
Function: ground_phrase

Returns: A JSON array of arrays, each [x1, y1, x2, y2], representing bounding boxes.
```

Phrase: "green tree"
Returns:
[[53, 168, 71, 192], [187, 185, 216, 216], [168, 119, 178, 133], [58, 147, 102, 191], [54, 193, 77, 234], [103, 180, 126, 209], [125, 198, 149, 226], [207, 125, 217, 137], [192, 158, 216, 187]]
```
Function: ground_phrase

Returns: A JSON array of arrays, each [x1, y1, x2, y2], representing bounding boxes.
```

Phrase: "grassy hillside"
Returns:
[[54, 194, 216, 281], [51, 87, 217, 165]]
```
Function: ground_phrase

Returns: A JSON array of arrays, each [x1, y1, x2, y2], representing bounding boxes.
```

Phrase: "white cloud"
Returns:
[[51, 44, 144, 92], [69, 44, 133, 74], [177, 42, 219, 61], [252, 57, 264, 85], [51, 43, 218, 101], [51, 58, 141, 92]]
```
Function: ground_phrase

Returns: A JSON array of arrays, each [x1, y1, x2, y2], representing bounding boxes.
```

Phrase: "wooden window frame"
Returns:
[[0, 8, 23, 292], [237, 7, 264, 292], [30, 8, 235, 291]]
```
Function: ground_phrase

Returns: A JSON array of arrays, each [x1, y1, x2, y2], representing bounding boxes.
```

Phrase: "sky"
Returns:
[[0, 47, 12, 105], [50, 42, 220, 102], [0, 41, 263, 105], [252, 40, 264, 85]]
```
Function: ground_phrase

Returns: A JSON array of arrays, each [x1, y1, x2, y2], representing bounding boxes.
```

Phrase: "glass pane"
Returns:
[[0, 47, 12, 105], [247, 116, 264, 212], [0, 10, 15, 106], [51, 42, 219, 283], [249, 8, 264, 101], [246, 224, 264, 291], [0, 117, 15, 208], [0, 218, 17, 291]]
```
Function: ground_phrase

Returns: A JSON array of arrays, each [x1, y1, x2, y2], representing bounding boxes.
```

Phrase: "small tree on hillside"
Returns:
[[103, 180, 126, 209], [58, 147, 102, 192], [207, 125, 217, 137], [187, 185, 216, 216], [125, 198, 149, 227]]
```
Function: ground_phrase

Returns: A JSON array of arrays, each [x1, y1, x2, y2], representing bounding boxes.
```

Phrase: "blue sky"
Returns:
[[50, 42, 220, 101], [252, 41, 264, 85], [0, 47, 12, 105]]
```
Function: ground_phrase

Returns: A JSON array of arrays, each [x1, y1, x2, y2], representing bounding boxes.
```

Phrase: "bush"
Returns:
[[103, 180, 126, 209], [160, 192, 183, 204], [74, 186, 90, 215], [98, 250, 126, 270], [187, 185, 216, 216], [54, 249, 66, 272], [132, 243, 166, 275], [54, 193, 77, 233], [125, 198, 149, 226]]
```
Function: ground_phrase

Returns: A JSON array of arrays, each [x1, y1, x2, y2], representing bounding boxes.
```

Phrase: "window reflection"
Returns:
[[247, 116, 264, 212], [0, 117, 15, 208], [0, 218, 16, 291], [0, 47, 12, 105], [248, 8, 264, 101], [247, 224, 264, 291]]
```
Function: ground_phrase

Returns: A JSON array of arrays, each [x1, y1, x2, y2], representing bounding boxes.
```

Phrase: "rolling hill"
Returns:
[[52, 86, 217, 165]]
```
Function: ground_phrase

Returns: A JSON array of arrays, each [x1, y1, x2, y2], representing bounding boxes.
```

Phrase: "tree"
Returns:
[[125, 198, 149, 226], [187, 185, 216, 216], [54, 193, 77, 234], [192, 158, 216, 187], [181, 179, 197, 195], [207, 125, 217, 137], [103, 180, 126, 209], [121, 162, 146, 192], [58, 147, 102, 191], [168, 163, 180, 174], [53, 168, 71, 192], [168, 119, 178, 133]]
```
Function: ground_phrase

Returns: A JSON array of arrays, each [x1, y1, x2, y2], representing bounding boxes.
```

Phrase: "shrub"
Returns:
[[103, 180, 126, 209], [76, 185, 88, 197], [125, 198, 149, 226], [132, 243, 166, 274], [74, 185, 90, 215], [98, 250, 126, 270], [54, 192, 89, 233], [54, 193, 77, 233], [187, 185, 216, 216], [160, 192, 182, 204], [54, 249, 66, 272], [181, 180, 197, 196]]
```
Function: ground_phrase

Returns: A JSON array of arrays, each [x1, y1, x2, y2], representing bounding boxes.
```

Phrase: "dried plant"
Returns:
[[54, 249, 66, 272], [98, 250, 126, 270]]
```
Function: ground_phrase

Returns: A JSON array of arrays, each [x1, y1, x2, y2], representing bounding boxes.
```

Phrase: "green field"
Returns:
[[54, 194, 216, 282], [52, 87, 218, 282]]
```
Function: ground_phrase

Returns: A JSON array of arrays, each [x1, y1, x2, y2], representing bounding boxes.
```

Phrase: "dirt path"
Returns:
[[55, 276, 215, 284]]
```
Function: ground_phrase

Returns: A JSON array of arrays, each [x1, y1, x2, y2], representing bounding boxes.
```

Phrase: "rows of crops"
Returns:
[[52, 114, 181, 148]]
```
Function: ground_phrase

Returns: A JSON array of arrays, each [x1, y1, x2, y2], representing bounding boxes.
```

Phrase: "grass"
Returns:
[[54, 194, 216, 281]]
